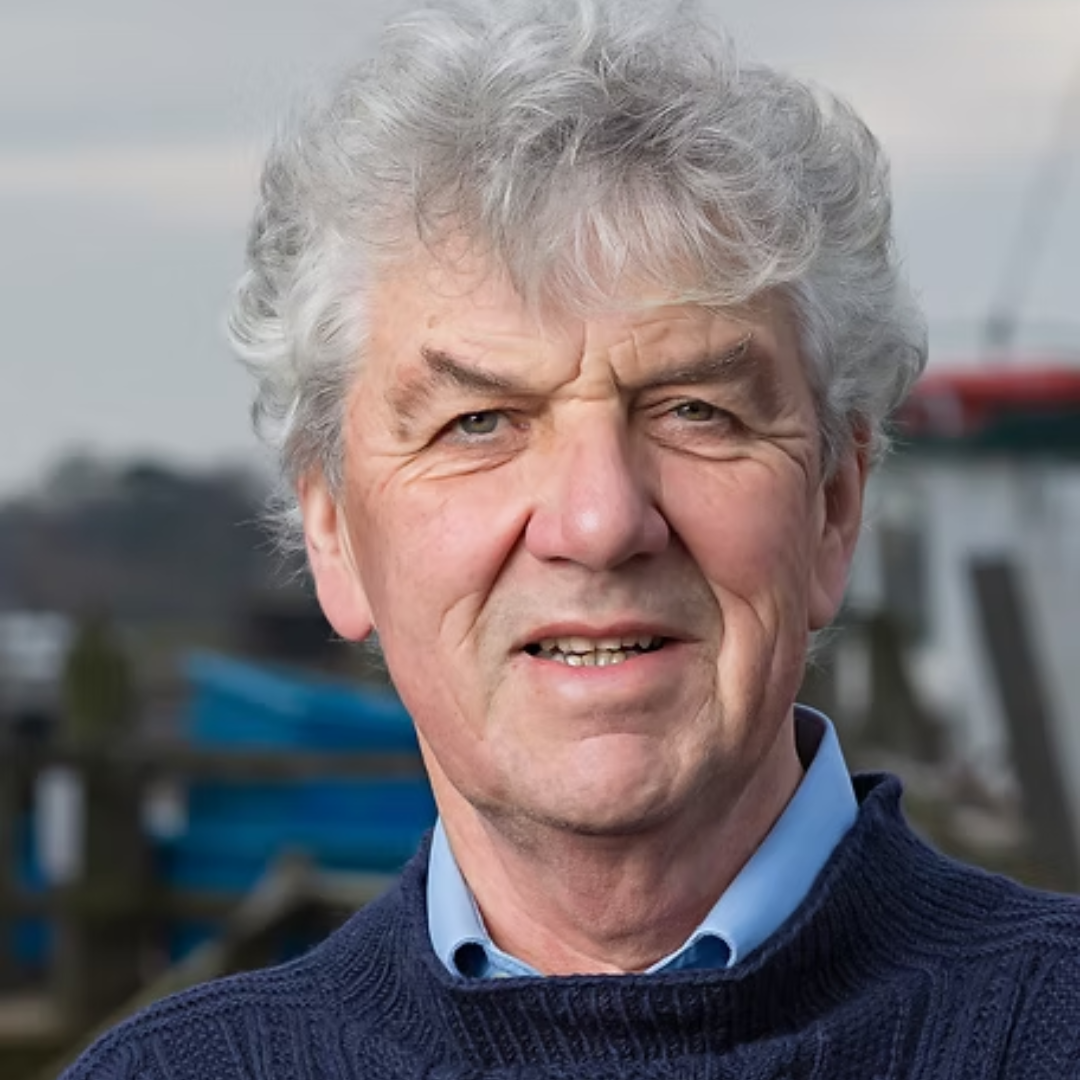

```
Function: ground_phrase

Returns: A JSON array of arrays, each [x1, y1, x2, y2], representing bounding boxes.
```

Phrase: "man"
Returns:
[[67, 0, 1080, 1076]]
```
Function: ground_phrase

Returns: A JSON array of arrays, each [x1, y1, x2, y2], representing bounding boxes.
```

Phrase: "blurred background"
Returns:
[[1, 0, 1078, 1076]]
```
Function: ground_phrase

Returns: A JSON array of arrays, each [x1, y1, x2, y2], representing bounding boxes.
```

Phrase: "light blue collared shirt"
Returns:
[[427, 705, 856, 977]]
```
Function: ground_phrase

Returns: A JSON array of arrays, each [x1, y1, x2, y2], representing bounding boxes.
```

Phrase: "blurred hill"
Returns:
[[0, 454, 280, 622]]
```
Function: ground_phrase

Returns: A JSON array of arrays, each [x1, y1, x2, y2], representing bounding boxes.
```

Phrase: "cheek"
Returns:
[[662, 462, 816, 611], [662, 463, 817, 721], [355, 471, 530, 639]]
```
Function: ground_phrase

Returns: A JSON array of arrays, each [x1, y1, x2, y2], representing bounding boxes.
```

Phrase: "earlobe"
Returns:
[[807, 443, 869, 631], [298, 474, 375, 642]]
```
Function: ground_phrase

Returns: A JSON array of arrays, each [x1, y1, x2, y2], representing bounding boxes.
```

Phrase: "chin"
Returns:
[[515, 769, 689, 839]]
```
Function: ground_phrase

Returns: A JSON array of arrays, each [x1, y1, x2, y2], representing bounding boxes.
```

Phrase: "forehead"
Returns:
[[361, 246, 806, 399]]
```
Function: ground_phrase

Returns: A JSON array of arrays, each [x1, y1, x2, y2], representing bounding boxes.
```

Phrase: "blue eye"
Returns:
[[456, 411, 502, 435]]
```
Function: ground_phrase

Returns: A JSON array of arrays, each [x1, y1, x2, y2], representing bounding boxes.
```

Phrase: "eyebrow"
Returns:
[[421, 347, 527, 395], [387, 332, 780, 429], [622, 333, 783, 415], [385, 347, 535, 431], [627, 333, 756, 390]]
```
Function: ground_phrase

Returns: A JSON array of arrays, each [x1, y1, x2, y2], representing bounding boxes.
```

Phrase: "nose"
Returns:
[[524, 418, 669, 570]]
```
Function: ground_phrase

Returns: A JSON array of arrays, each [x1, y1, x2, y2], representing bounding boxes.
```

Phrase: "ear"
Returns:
[[807, 441, 869, 631], [298, 473, 374, 642]]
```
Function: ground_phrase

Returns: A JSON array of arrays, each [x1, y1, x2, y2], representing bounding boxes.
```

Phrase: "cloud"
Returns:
[[717, 0, 1080, 170]]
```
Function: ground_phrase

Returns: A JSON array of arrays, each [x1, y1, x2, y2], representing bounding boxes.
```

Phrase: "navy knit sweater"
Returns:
[[65, 774, 1080, 1079]]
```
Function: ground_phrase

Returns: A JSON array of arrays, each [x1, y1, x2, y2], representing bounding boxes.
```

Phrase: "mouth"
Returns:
[[523, 634, 668, 667]]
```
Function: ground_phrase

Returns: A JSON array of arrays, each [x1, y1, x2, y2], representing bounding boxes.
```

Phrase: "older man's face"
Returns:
[[302, 251, 864, 837]]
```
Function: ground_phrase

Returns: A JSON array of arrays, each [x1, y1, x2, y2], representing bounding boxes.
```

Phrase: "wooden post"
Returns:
[[51, 759, 149, 1029], [861, 611, 943, 761], [0, 736, 18, 990], [52, 616, 149, 1030], [970, 558, 1080, 892]]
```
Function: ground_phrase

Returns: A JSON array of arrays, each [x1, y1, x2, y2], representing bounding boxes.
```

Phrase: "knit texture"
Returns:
[[63, 774, 1080, 1079]]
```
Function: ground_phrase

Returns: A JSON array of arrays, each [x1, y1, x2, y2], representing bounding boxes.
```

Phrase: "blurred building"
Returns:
[[849, 359, 1080, 817], [0, 610, 74, 741]]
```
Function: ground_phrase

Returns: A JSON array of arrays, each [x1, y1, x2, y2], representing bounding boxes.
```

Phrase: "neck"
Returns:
[[430, 719, 803, 975]]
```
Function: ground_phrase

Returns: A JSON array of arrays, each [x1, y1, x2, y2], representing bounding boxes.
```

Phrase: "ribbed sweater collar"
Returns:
[[305, 773, 967, 1071]]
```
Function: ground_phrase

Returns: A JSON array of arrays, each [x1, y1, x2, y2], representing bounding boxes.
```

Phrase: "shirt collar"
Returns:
[[672, 705, 856, 967], [427, 705, 856, 977]]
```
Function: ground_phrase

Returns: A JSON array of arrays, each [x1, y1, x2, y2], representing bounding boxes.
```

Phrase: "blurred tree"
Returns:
[[0, 454, 274, 622], [40, 450, 117, 509], [61, 613, 134, 744]]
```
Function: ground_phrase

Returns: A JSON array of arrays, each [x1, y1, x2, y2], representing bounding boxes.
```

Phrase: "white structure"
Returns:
[[0, 609, 74, 720], [848, 362, 1080, 837]]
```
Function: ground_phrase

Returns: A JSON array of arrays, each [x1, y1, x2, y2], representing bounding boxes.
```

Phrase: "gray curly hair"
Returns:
[[228, 0, 927, 547]]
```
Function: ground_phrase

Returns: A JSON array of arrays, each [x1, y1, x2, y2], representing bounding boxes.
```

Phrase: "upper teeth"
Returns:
[[531, 635, 664, 667], [538, 635, 660, 654]]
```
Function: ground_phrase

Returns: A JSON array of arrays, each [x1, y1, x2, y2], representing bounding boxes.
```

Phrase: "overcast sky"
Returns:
[[2, 0, 1078, 497]]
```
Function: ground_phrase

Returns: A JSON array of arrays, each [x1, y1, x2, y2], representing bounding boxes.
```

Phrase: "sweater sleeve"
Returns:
[[60, 1035, 155, 1080]]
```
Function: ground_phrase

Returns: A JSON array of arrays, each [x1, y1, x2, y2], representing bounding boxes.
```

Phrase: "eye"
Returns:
[[455, 411, 503, 436], [673, 400, 726, 423]]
